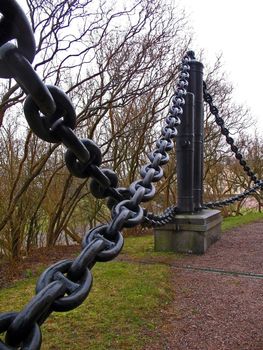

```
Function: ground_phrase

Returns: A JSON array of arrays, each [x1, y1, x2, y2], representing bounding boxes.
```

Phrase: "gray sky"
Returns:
[[179, 0, 263, 135]]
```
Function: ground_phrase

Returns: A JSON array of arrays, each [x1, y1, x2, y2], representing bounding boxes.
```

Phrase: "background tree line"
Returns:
[[0, 0, 262, 259]]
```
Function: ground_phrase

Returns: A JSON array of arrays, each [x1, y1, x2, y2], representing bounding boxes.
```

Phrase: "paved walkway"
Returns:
[[146, 220, 263, 350]]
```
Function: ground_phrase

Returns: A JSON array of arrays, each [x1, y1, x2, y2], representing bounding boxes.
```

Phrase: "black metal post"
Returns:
[[187, 59, 204, 210], [176, 92, 195, 212]]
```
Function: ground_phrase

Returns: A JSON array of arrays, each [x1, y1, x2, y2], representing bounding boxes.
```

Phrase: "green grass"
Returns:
[[121, 234, 181, 259], [0, 262, 171, 350], [222, 211, 263, 232]]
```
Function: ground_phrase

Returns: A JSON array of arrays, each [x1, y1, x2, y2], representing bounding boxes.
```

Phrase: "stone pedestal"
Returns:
[[154, 209, 222, 254]]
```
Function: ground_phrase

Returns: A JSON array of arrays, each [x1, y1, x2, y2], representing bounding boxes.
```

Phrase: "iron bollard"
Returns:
[[187, 59, 204, 210], [176, 92, 195, 212]]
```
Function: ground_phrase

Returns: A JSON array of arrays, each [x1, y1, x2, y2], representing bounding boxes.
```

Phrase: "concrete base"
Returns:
[[154, 209, 222, 254]]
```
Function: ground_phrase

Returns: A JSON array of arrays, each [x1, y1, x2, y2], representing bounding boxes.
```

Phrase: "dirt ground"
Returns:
[[0, 220, 262, 350], [0, 245, 80, 288]]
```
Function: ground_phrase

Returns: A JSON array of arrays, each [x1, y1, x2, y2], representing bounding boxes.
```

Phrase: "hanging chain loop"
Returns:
[[203, 81, 260, 184], [143, 205, 178, 227], [203, 81, 262, 209], [203, 180, 263, 209]]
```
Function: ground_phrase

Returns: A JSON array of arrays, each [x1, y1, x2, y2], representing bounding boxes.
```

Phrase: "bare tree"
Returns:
[[0, 0, 190, 258]]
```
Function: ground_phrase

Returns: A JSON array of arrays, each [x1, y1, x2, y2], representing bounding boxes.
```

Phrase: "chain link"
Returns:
[[0, 2, 194, 346], [0, 0, 36, 79]]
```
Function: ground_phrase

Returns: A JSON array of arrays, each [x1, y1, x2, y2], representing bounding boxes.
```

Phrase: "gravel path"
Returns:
[[146, 220, 263, 350]]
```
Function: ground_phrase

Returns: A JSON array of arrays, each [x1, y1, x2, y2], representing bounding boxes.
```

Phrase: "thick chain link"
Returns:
[[0, 0, 36, 78], [0, 1, 194, 347], [203, 81, 262, 209]]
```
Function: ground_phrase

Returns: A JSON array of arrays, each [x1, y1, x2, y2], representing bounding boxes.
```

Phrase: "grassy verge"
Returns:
[[222, 211, 263, 232], [121, 234, 181, 260]]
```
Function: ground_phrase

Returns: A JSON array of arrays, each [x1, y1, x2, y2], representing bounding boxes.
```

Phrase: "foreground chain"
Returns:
[[0, 2, 194, 348]]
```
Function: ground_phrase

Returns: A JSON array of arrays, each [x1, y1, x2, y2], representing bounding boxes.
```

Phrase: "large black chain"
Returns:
[[203, 81, 262, 209], [0, 2, 193, 348]]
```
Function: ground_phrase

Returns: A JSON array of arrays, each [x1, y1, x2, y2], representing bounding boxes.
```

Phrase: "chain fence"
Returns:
[[0, 1, 262, 348], [142, 81, 263, 224]]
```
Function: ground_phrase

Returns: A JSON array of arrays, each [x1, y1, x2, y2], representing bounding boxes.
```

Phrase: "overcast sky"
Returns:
[[178, 0, 263, 135], [19, 0, 263, 135]]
